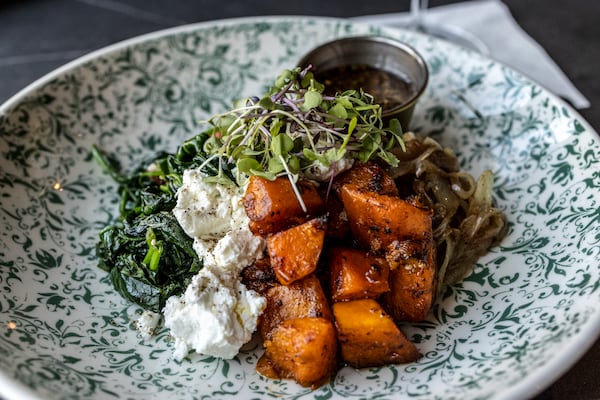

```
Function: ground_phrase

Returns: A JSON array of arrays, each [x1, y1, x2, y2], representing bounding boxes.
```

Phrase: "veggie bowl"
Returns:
[[0, 16, 599, 400]]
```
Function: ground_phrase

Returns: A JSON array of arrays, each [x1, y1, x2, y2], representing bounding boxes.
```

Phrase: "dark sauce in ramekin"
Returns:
[[316, 64, 416, 112]]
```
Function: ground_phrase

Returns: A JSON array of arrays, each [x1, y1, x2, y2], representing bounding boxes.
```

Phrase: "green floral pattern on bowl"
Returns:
[[0, 16, 599, 400]]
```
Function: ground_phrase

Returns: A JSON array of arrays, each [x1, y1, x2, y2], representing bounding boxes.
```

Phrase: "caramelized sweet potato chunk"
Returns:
[[339, 183, 433, 253], [329, 247, 390, 302], [333, 162, 399, 197], [241, 167, 438, 388], [258, 317, 338, 389], [259, 274, 332, 341], [381, 237, 437, 322], [267, 216, 327, 285], [243, 176, 324, 235], [332, 299, 420, 368]]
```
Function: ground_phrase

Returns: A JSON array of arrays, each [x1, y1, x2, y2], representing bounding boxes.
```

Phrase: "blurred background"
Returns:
[[0, 0, 598, 130]]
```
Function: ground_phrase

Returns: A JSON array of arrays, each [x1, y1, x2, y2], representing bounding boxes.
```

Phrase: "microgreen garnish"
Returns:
[[202, 66, 405, 209]]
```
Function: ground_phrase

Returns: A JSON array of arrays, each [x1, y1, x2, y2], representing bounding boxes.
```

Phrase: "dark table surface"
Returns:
[[0, 0, 598, 399]]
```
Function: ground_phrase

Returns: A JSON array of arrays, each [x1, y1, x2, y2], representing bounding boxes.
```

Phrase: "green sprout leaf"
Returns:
[[348, 116, 358, 134], [271, 133, 294, 157], [267, 157, 285, 174], [301, 90, 323, 111], [199, 65, 405, 207], [275, 69, 293, 88], [237, 157, 263, 174], [329, 103, 348, 119]]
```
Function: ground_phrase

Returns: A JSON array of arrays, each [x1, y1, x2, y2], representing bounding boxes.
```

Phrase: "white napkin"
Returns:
[[351, 0, 590, 109]]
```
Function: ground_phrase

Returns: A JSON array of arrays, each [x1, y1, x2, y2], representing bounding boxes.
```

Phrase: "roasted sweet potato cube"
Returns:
[[332, 299, 420, 368], [339, 183, 433, 253], [267, 217, 327, 285], [329, 247, 390, 302], [381, 237, 437, 322], [243, 176, 324, 235], [332, 161, 399, 197], [259, 274, 332, 341], [255, 354, 280, 381], [258, 317, 338, 389]]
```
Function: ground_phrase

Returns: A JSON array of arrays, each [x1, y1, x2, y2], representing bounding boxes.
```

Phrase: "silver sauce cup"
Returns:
[[297, 36, 429, 130]]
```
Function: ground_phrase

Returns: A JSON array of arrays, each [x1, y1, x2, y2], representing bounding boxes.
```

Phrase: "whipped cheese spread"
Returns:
[[135, 310, 161, 340], [173, 168, 248, 239], [163, 167, 266, 361], [163, 268, 265, 360]]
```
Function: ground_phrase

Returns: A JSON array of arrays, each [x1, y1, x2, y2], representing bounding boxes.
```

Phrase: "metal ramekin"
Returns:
[[297, 36, 429, 130]]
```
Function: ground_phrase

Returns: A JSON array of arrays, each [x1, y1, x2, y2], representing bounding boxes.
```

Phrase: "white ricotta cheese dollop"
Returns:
[[165, 167, 267, 361], [163, 268, 265, 361], [135, 310, 161, 340], [173, 168, 248, 239]]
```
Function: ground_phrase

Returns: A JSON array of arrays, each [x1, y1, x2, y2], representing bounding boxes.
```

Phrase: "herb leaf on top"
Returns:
[[201, 66, 404, 209]]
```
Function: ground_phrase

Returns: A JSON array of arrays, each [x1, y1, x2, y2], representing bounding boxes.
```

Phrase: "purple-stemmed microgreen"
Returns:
[[201, 66, 404, 209]]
